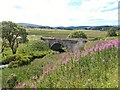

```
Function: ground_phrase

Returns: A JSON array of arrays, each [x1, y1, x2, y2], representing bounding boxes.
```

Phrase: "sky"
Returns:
[[0, 0, 119, 26]]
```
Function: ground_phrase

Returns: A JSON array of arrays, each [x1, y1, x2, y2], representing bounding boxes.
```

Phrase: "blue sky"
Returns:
[[0, 0, 118, 26]]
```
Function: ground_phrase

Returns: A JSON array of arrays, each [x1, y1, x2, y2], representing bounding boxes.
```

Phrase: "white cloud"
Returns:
[[0, 0, 118, 26]]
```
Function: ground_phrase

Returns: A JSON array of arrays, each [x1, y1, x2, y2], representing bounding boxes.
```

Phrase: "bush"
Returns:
[[2, 50, 12, 57], [6, 74, 18, 88], [2, 54, 22, 65], [68, 31, 87, 38], [30, 40, 49, 51], [8, 54, 32, 68], [17, 40, 49, 55], [30, 50, 54, 59], [118, 30, 120, 36], [107, 28, 117, 37], [1, 54, 32, 67]]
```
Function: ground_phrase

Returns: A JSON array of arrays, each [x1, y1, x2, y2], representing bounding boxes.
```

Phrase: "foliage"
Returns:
[[1, 21, 28, 54], [68, 31, 87, 38], [107, 27, 117, 37], [2, 49, 13, 57], [29, 40, 49, 51], [30, 50, 55, 59], [78, 45, 85, 51], [1, 54, 32, 67], [6, 74, 18, 88], [118, 30, 120, 36], [2, 53, 61, 88], [37, 39, 119, 88], [17, 40, 49, 55], [8, 55, 32, 68], [1, 28, 118, 88], [1, 39, 53, 68]]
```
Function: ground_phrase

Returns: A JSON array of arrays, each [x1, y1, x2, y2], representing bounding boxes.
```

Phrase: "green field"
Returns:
[[27, 29, 107, 38]]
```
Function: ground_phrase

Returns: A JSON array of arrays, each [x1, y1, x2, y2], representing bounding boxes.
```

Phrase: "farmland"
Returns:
[[27, 28, 107, 38], [1, 28, 119, 88]]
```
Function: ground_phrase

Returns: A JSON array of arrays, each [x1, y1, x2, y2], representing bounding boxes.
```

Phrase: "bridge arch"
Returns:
[[50, 43, 66, 52]]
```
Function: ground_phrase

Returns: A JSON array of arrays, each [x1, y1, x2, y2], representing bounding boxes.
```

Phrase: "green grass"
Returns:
[[0, 38, 2, 89], [37, 40, 118, 88], [2, 53, 61, 88], [27, 29, 70, 38], [0, 38, 2, 62], [1, 29, 118, 88], [27, 29, 107, 39], [84, 36, 118, 50], [0, 69, 2, 89]]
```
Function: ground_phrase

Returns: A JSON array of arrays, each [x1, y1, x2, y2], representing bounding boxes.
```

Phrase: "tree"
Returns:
[[107, 27, 117, 37], [68, 31, 87, 38], [1, 21, 28, 54]]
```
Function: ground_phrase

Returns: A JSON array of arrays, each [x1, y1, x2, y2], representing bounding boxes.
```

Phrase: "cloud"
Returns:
[[14, 5, 23, 9], [0, 0, 118, 26]]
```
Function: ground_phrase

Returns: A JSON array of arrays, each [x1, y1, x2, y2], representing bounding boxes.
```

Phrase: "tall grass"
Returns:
[[2, 53, 62, 88], [37, 39, 119, 88]]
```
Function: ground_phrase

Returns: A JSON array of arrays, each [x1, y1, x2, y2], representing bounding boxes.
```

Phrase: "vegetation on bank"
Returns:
[[1, 40, 55, 68], [37, 39, 119, 88], [1, 39, 118, 88], [2, 53, 61, 88], [1, 21, 119, 88], [0, 21, 55, 68]]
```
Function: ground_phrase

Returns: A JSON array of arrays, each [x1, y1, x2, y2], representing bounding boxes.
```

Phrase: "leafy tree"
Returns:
[[68, 31, 87, 38], [1, 21, 28, 54], [118, 30, 120, 36], [107, 27, 117, 37]]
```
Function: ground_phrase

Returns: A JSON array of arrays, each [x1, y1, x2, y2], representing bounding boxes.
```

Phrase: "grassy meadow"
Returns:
[[1, 28, 119, 88], [38, 40, 118, 88], [27, 28, 107, 38]]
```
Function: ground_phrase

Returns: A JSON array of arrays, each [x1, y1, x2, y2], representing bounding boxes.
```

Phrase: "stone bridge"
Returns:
[[41, 37, 88, 52]]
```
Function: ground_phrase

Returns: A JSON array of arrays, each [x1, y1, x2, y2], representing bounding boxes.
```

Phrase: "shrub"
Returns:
[[2, 54, 21, 65], [30, 50, 54, 59], [107, 28, 117, 37], [68, 31, 87, 38], [8, 54, 32, 68], [17, 40, 49, 55], [30, 40, 49, 51], [118, 30, 120, 36], [2, 50, 12, 57], [6, 74, 18, 88], [1, 54, 32, 67]]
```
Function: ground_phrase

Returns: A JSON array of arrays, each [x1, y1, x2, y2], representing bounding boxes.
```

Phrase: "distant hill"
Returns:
[[18, 23, 119, 30], [18, 23, 53, 29], [18, 23, 42, 28]]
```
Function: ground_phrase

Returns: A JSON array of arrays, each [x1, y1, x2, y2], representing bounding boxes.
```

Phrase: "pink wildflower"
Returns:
[[73, 55, 78, 62], [31, 83, 36, 88], [81, 51, 88, 57], [69, 50, 73, 55], [66, 57, 69, 64]]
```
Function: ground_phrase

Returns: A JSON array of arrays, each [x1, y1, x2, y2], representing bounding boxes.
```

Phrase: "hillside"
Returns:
[[18, 23, 118, 30]]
